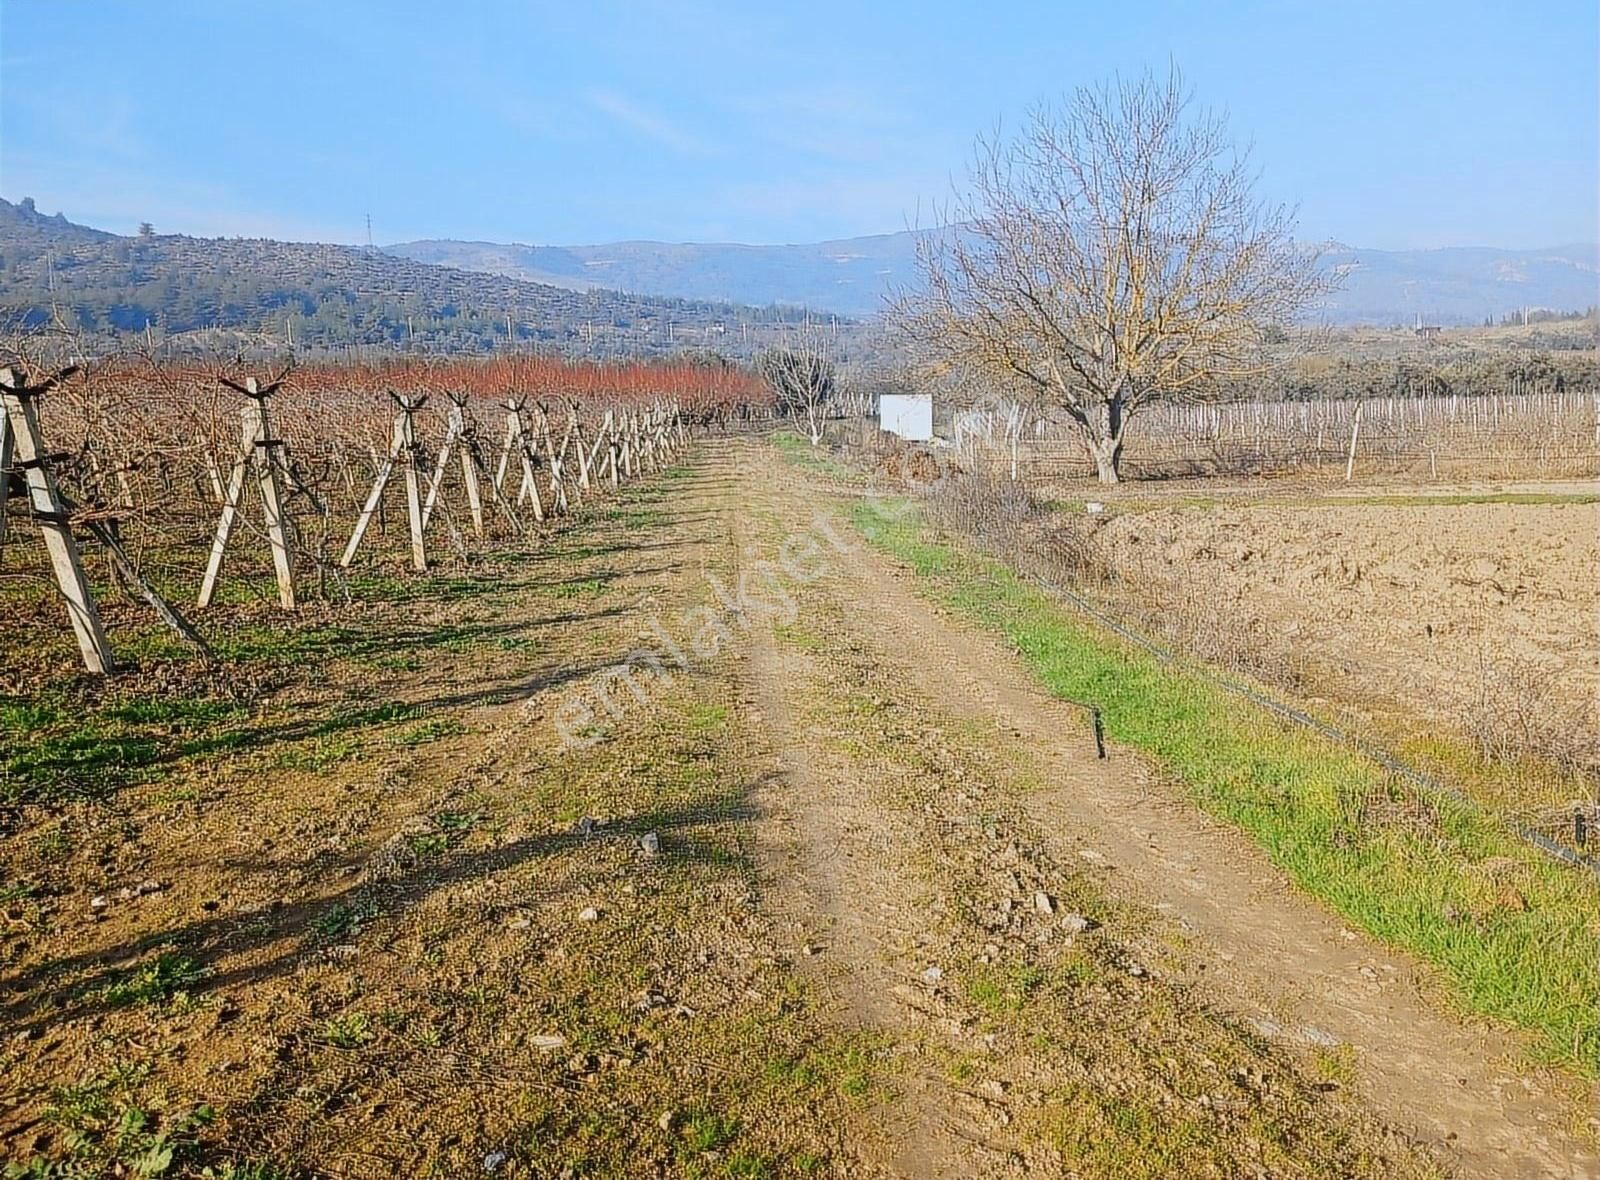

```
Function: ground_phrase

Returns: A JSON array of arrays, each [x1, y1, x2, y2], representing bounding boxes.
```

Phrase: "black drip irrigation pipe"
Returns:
[[1028, 571, 1600, 880]]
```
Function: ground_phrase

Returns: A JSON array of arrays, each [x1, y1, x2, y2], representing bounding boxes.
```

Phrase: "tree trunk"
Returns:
[[1091, 436, 1122, 484], [1089, 394, 1126, 484]]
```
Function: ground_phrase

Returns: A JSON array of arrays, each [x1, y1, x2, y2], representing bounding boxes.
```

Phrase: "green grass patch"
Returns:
[[852, 498, 1600, 1075], [312, 897, 379, 941], [1046, 1085, 1219, 1180], [393, 717, 468, 747], [539, 575, 611, 599], [101, 953, 208, 1008], [273, 736, 362, 772], [0, 690, 252, 805], [8, 1064, 218, 1179], [320, 1011, 375, 1050], [770, 431, 850, 478], [773, 622, 824, 651], [685, 703, 729, 734]]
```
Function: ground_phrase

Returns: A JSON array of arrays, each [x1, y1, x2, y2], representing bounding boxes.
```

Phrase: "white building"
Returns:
[[878, 392, 934, 441]]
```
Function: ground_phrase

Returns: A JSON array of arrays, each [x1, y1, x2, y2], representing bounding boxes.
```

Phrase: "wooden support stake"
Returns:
[[341, 416, 404, 566], [250, 392, 297, 610], [465, 431, 522, 534], [571, 405, 592, 491], [540, 408, 570, 515], [198, 378, 297, 610], [83, 515, 212, 659], [197, 450, 248, 608], [510, 410, 546, 523], [421, 409, 460, 529], [495, 415, 516, 493], [202, 448, 225, 505], [425, 397, 485, 538], [1344, 402, 1364, 482], [0, 405, 13, 558], [398, 399, 428, 572], [460, 430, 485, 536], [586, 409, 612, 478], [1, 367, 114, 673]]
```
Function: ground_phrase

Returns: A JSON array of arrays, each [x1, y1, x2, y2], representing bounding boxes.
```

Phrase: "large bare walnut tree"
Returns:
[[894, 68, 1330, 483], [757, 330, 837, 446]]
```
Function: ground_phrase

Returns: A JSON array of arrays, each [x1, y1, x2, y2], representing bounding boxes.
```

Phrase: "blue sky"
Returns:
[[1, 0, 1595, 249]]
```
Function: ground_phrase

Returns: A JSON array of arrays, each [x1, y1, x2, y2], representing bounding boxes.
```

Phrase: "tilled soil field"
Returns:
[[1085, 492, 1598, 733]]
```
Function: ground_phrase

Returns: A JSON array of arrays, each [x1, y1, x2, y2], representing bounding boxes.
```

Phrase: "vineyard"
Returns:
[[1, 355, 769, 674], [950, 389, 1600, 482]]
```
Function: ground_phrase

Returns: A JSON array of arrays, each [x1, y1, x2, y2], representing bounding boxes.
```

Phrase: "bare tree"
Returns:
[[894, 68, 1330, 483], [757, 332, 836, 446]]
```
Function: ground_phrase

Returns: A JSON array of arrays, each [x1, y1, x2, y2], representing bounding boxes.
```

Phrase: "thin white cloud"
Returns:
[[585, 89, 718, 157]]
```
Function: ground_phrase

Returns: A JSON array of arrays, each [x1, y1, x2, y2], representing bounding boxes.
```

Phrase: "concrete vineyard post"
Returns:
[[457, 406, 486, 537], [421, 404, 460, 530], [0, 366, 115, 674], [198, 376, 296, 611], [397, 396, 428, 572], [0, 403, 12, 557], [341, 414, 405, 567], [340, 392, 429, 571], [1345, 401, 1364, 482], [249, 391, 297, 611], [197, 442, 250, 608]]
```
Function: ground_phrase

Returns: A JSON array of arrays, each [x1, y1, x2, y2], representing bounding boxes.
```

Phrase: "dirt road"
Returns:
[[721, 439, 1596, 1179]]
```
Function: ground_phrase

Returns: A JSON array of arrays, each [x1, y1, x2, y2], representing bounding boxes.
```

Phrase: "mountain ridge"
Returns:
[[0, 197, 822, 357], [4, 197, 1594, 354], [387, 232, 1599, 324]]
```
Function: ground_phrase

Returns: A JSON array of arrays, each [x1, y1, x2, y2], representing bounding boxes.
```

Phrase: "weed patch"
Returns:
[[101, 953, 208, 1008]]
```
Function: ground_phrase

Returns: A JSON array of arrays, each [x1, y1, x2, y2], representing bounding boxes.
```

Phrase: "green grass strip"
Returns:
[[852, 498, 1599, 1076], [770, 430, 853, 478]]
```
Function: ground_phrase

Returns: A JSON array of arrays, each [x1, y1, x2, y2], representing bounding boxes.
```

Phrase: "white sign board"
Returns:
[[879, 393, 933, 441]]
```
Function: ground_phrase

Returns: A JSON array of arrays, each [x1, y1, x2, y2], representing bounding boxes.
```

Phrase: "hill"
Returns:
[[1318, 243, 1598, 325], [390, 232, 1599, 325], [387, 233, 924, 319], [0, 197, 820, 358], [6, 196, 1592, 361]]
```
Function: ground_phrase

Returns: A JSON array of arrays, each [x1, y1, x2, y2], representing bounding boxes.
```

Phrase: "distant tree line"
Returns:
[[1241, 351, 1597, 401], [1487, 307, 1598, 328]]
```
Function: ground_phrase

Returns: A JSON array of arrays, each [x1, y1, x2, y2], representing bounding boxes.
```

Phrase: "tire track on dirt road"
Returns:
[[715, 445, 1000, 1178], [735, 438, 1597, 1180], [715, 439, 1432, 1178]]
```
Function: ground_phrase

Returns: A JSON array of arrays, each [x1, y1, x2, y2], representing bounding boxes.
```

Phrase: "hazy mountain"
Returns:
[[1317, 243, 1597, 325], [386, 233, 927, 319], [5, 196, 1592, 361], [390, 232, 1599, 325], [0, 197, 820, 357]]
